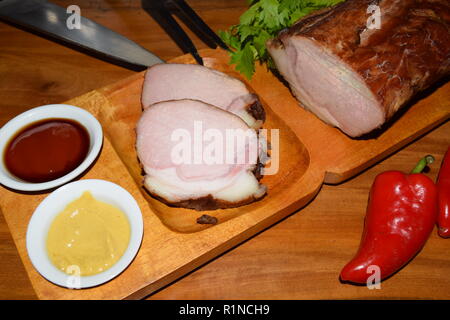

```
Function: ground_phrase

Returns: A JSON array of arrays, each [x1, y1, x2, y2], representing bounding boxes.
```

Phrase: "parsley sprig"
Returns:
[[219, 0, 344, 79]]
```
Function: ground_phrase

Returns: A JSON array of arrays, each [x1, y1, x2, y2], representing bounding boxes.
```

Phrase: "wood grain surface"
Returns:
[[0, 0, 449, 300]]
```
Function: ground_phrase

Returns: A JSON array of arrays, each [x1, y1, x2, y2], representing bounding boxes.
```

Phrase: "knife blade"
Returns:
[[0, 0, 164, 67]]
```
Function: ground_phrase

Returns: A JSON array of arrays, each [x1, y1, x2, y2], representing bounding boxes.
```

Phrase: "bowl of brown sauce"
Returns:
[[0, 104, 103, 191]]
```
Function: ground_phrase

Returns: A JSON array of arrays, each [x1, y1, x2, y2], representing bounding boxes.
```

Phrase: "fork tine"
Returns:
[[142, 0, 204, 65], [170, 0, 230, 51]]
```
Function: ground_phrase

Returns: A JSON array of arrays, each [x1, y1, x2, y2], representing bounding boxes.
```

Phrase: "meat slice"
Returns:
[[141, 63, 265, 129], [136, 99, 266, 210], [267, 0, 450, 137]]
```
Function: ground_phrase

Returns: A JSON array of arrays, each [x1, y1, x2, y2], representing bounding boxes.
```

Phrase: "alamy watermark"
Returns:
[[65, 264, 81, 289], [66, 5, 81, 30], [170, 121, 279, 175], [366, 4, 381, 30], [366, 265, 381, 289]]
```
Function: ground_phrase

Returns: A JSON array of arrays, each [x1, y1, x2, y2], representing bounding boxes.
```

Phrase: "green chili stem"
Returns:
[[411, 155, 435, 174]]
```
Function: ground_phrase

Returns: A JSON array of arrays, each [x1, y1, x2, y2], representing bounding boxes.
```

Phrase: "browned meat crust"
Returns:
[[145, 187, 266, 211], [196, 214, 219, 224], [246, 95, 266, 122], [272, 0, 450, 120]]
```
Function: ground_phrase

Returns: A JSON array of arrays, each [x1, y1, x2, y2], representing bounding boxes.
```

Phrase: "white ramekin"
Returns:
[[26, 179, 144, 289], [0, 104, 103, 191]]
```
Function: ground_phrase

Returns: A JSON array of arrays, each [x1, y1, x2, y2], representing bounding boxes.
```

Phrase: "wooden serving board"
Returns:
[[0, 49, 448, 299]]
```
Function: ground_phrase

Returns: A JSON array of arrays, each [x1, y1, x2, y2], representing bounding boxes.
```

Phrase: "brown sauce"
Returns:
[[3, 119, 90, 183]]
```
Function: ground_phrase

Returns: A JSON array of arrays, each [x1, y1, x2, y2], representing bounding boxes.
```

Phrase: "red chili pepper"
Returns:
[[437, 147, 450, 238], [340, 155, 438, 284]]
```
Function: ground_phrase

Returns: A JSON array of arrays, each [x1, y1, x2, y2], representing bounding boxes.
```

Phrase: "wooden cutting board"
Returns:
[[0, 49, 448, 299]]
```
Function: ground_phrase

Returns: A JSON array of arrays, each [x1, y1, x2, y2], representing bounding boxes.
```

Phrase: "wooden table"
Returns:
[[0, 0, 449, 300]]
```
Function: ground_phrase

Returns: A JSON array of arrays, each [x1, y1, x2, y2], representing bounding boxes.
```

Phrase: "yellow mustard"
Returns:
[[46, 191, 130, 276]]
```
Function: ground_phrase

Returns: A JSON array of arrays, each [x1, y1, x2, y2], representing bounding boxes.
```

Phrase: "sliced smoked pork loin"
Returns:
[[267, 0, 450, 137], [137, 64, 267, 210], [141, 63, 265, 129], [136, 99, 266, 210]]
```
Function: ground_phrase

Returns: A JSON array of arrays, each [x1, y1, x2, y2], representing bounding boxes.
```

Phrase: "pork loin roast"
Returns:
[[136, 99, 266, 210], [141, 63, 266, 129], [267, 0, 450, 137]]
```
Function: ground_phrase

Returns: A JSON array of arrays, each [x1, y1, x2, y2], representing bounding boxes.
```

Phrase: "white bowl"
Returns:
[[0, 104, 103, 191], [26, 179, 143, 289]]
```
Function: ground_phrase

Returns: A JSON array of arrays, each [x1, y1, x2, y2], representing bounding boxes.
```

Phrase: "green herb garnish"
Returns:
[[219, 0, 344, 79]]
